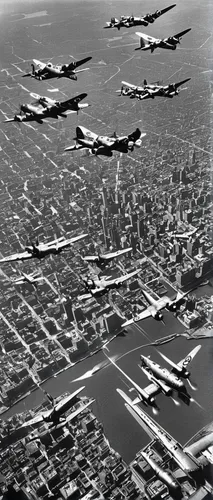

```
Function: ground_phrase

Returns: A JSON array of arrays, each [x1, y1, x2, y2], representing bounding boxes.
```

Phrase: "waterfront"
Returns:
[[2, 309, 213, 464]]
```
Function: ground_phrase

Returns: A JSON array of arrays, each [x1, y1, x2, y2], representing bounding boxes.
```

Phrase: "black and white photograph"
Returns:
[[0, 0, 212, 498]]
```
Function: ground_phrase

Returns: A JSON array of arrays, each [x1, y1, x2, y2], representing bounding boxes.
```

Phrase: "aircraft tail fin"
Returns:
[[135, 35, 146, 51]]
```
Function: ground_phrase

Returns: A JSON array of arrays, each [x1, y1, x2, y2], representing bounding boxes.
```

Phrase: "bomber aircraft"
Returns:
[[170, 227, 199, 241], [104, 4, 176, 30], [79, 269, 139, 300], [118, 78, 191, 100], [135, 28, 191, 52], [83, 247, 132, 268], [22, 56, 92, 81], [117, 390, 212, 483], [139, 345, 201, 408], [12, 271, 45, 286], [65, 126, 146, 157], [0, 234, 88, 263], [104, 346, 200, 413], [22, 387, 94, 429], [4, 93, 89, 124], [122, 287, 191, 326]]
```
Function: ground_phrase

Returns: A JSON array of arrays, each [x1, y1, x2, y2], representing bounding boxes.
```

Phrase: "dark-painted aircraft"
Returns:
[[79, 269, 139, 300], [135, 28, 191, 52], [0, 234, 88, 263], [104, 4, 176, 30], [122, 288, 190, 326], [4, 93, 89, 124], [21, 387, 94, 429], [83, 247, 132, 268], [117, 78, 191, 100], [22, 56, 92, 81], [65, 126, 146, 157]]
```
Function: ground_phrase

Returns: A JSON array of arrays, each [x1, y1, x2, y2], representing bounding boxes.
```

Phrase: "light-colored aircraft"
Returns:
[[117, 389, 210, 480], [122, 288, 190, 326], [135, 28, 191, 52], [4, 93, 89, 124], [65, 126, 146, 157], [139, 345, 201, 407], [22, 387, 93, 428], [22, 56, 92, 81], [104, 4, 176, 30], [117, 78, 191, 100], [170, 227, 199, 241], [79, 269, 139, 300], [12, 271, 45, 286], [83, 247, 132, 267], [0, 234, 88, 263]]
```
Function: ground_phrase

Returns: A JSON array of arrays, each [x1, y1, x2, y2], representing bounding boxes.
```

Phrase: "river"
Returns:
[[2, 305, 213, 464]]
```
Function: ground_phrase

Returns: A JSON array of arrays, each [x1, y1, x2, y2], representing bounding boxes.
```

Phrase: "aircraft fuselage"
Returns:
[[141, 355, 184, 391]]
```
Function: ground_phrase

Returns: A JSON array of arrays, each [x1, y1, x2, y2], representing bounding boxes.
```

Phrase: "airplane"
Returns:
[[12, 271, 45, 286], [103, 350, 159, 414], [139, 345, 201, 407], [117, 389, 207, 483], [122, 288, 191, 326], [0, 234, 88, 263], [135, 28, 191, 52], [22, 56, 92, 81], [78, 269, 139, 300], [117, 78, 191, 100], [21, 387, 93, 428], [104, 4, 176, 30], [64, 126, 146, 157], [4, 93, 89, 124], [83, 247, 132, 268], [141, 451, 181, 494], [170, 227, 199, 241]]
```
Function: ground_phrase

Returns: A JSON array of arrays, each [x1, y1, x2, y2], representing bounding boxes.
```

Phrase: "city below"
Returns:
[[0, 0, 212, 499]]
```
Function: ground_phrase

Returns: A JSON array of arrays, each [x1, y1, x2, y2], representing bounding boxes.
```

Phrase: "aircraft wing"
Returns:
[[135, 32, 157, 43], [22, 411, 50, 427], [174, 77, 191, 89], [169, 28, 191, 40], [54, 387, 85, 412], [69, 233, 88, 244], [13, 278, 25, 285], [157, 4, 176, 17], [78, 292, 94, 300], [58, 93, 88, 111], [0, 251, 32, 263], [184, 432, 213, 458], [121, 81, 138, 90], [122, 308, 152, 327], [177, 345, 201, 370], [50, 234, 88, 249], [102, 247, 132, 260], [33, 59, 46, 70], [67, 56, 92, 71], [59, 399, 95, 426], [114, 269, 139, 285], [83, 255, 99, 262], [155, 296, 170, 311], [128, 128, 141, 143]]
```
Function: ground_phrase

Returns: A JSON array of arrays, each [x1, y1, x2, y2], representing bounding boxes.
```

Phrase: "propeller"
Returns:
[[171, 396, 180, 406], [187, 378, 198, 391], [152, 405, 159, 416]]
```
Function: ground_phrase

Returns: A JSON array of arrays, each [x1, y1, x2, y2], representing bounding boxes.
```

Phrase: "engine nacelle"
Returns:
[[167, 302, 177, 312], [152, 310, 163, 321]]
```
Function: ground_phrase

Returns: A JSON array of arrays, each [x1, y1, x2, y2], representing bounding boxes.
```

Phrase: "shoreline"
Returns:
[[0, 330, 121, 417]]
